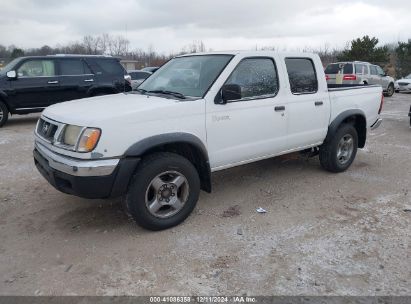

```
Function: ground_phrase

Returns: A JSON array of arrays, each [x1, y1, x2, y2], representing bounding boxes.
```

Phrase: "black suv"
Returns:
[[0, 55, 131, 127]]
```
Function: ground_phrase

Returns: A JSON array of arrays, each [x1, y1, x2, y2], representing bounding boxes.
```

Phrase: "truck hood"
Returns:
[[43, 93, 189, 126]]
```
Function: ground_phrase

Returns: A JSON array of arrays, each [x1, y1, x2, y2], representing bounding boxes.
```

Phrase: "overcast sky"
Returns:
[[1, 0, 411, 54]]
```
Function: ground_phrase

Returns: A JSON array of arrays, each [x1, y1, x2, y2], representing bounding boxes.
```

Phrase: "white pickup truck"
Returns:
[[33, 51, 383, 230]]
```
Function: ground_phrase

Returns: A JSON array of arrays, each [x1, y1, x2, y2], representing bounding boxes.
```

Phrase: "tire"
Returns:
[[319, 124, 358, 173], [385, 83, 394, 97], [124, 152, 200, 230], [0, 101, 9, 128]]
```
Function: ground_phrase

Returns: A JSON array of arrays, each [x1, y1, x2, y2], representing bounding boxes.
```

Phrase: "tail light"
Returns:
[[325, 74, 330, 81], [378, 93, 384, 114], [343, 74, 357, 81]]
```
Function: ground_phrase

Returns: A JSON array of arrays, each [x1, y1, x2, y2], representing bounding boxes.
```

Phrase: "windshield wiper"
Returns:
[[147, 90, 186, 99], [135, 88, 147, 94]]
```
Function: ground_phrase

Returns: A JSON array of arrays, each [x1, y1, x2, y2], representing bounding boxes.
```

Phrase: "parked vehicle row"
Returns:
[[324, 61, 395, 97], [0, 55, 132, 127], [33, 51, 384, 230]]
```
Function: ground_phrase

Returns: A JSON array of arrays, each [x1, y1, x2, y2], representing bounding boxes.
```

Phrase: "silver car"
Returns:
[[325, 61, 395, 97], [394, 73, 411, 93], [128, 70, 152, 90]]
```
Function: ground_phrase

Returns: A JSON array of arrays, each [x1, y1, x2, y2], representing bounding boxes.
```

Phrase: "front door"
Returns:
[[376, 66, 390, 90], [206, 57, 287, 170], [10, 59, 60, 109]]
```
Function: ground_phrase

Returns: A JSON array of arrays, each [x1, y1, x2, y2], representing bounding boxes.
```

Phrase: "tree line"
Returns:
[[1, 33, 411, 77]]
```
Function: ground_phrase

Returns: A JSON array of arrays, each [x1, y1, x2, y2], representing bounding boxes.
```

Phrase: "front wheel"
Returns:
[[0, 101, 9, 127], [319, 124, 358, 173], [385, 83, 394, 97], [124, 152, 200, 230]]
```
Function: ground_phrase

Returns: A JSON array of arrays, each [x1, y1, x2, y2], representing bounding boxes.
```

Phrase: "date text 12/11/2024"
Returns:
[[149, 296, 257, 303]]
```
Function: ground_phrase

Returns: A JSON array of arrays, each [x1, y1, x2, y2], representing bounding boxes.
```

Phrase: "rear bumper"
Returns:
[[33, 143, 139, 199], [370, 118, 382, 130]]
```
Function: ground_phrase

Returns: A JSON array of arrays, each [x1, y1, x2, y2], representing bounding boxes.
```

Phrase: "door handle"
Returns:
[[84, 79, 94, 82], [47, 80, 58, 84], [315, 101, 324, 106], [274, 106, 285, 112]]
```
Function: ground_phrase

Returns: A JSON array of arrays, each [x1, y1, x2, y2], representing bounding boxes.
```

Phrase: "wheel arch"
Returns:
[[124, 133, 212, 193], [326, 110, 367, 148], [0, 90, 11, 112]]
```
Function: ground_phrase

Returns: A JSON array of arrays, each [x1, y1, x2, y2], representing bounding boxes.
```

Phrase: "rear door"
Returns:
[[10, 58, 60, 108], [369, 65, 379, 86], [282, 57, 330, 150], [56, 58, 95, 102], [354, 63, 369, 83], [206, 56, 287, 169]]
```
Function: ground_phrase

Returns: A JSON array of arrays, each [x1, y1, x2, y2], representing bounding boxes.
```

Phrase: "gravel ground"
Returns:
[[0, 93, 410, 296]]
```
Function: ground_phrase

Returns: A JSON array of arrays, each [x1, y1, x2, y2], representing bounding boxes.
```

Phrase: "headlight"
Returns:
[[77, 128, 101, 152], [59, 125, 101, 152], [63, 125, 83, 146]]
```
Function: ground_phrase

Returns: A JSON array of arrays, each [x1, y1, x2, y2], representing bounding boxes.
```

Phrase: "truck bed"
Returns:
[[327, 84, 382, 128]]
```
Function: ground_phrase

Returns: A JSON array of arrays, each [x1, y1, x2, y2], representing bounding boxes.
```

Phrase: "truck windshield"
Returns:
[[138, 55, 233, 98]]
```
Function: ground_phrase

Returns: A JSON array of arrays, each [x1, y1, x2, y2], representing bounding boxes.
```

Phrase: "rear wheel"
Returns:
[[319, 124, 358, 172], [0, 101, 9, 127], [124, 152, 200, 230]]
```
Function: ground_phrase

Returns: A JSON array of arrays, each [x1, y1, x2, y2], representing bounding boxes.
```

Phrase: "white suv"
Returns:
[[325, 61, 395, 97]]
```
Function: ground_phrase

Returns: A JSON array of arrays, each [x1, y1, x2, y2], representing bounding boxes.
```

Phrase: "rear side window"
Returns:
[[59, 59, 91, 75], [17, 60, 56, 77], [325, 63, 353, 74], [130, 71, 150, 80], [225, 58, 279, 99], [285, 58, 318, 94], [92, 59, 125, 75], [355, 64, 368, 75]]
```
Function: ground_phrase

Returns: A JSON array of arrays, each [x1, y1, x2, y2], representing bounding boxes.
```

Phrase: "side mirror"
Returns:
[[6, 70, 17, 79], [221, 84, 242, 102]]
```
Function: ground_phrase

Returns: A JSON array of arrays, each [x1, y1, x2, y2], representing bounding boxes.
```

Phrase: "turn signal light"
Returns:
[[77, 128, 101, 152]]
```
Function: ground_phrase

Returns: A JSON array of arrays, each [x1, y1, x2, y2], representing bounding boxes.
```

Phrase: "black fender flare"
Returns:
[[124, 133, 212, 192], [325, 109, 367, 148]]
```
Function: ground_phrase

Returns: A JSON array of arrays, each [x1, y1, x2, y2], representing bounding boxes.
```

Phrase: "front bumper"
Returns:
[[34, 142, 139, 199]]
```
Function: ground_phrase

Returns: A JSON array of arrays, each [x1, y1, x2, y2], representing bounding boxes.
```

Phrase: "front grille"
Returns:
[[398, 82, 410, 86], [37, 118, 58, 142]]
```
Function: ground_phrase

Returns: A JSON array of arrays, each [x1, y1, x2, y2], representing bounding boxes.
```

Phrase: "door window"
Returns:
[[285, 58, 318, 94], [130, 71, 151, 80], [59, 59, 92, 75], [355, 64, 368, 75], [17, 60, 56, 77], [370, 66, 378, 75], [225, 58, 278, 100], [376, 66, 385, 76]]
